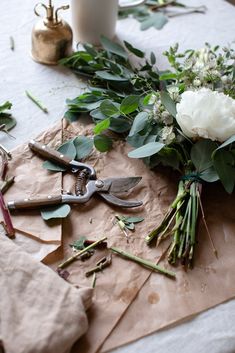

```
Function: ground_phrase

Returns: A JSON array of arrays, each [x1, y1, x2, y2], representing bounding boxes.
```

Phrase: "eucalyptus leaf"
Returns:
[[94, 135, 112, 152], [73, 136, 93, 159], [100, 36, 128, 59], [160, 91, 176, 118], [41, 204, 71, 220], [96, 71, 129, 82], [43, 140, 76, 172], [128, 112, 149, 137], [150, 52, 156, 65], [128, 141, 165, 158], [0, 115, 16, 131], [109, 117, 131, 133], [125, 223, 135, 230], [140, 13, 168, 31], [42, 160, 67, 172], [125, 216, 144, 223], [191, 139, 217, 172], [124, 41, 145, 58], [120, 95, 140, 115], [214, 135, 235, 152], [100, 99, 120, 117], [213, 150, 235, 193], [199, 167, 219, 183], [93, 118, 110, 135]]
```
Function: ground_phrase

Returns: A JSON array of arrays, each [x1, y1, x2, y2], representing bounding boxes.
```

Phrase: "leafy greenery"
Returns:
[[118, 1, 206, 31], [0, 101, 16, 133]]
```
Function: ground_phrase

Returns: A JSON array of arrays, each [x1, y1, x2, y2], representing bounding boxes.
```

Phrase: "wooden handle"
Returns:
[[29, 140, 72, 167], [8, 195, 63, 210]]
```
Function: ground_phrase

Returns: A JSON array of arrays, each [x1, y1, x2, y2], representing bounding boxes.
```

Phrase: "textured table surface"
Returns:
[[1, 0, 235, 352]]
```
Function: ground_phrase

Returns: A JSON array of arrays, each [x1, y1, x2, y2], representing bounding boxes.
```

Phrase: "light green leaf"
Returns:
[[124, 41, 145, 58], [160, 91, 176, 118], [213, 150, 235, 193], [94, 135, 112, 152], [100, 99, 120, 117], [93, 118, 110, 135], [0, 101, 12, 112], [191, 139, 217, 172], [120, 95, 139, 115], [100, 36, 128, 59], [128, 112, 149, 137], [73, 136, 93, 159], [140, 13, 168, 31], [125, 216, 144, 223], [41, 204, 71, 220], [96, 71, 128, 82], [214, 135, 235, 152], [128, 142, 165, 158]]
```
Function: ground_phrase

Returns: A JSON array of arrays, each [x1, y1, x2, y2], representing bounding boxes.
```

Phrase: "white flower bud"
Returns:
[[193, 78, 201, 87]]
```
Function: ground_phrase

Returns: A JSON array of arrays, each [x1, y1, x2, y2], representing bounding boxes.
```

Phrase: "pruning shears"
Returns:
[[7, 140, 143, 211]]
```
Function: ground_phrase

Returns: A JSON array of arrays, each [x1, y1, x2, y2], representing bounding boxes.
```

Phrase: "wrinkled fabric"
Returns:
[[0, 234, 92, 353]]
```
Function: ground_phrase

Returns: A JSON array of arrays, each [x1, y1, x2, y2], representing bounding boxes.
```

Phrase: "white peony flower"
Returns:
[[176, 88, 235, 142]]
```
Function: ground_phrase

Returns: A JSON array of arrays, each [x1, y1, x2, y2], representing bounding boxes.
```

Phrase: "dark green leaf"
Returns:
[[160, 72, 178, 81], [42, 160, 66, 172], [96, 71, 129, 82], [94, 135, 112, 152], [158, 147, 182, 171], [213, 150, 235, 193], [109, 117, 130, 133], [120, 95, 140, 115], [128, 141, 164, 158], [93, 118, 110, 135], [73, 136, 93, 160], [128, 112, 149, 137], [100, 99, 120, 117], [191, 139, 217, 172], [100, 36, 128, 59], [0, 115, 16, 131], [41, 204, 71, 220], [160, 91, 176, 118], [124, 41, 145, 58], [125, 223, 135, 230], [150, 52, 156, 65]]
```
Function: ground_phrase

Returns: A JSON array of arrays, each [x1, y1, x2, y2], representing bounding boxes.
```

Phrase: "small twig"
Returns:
[[25, 90, 48, 114], [91, 273, 96, 288], [58, 236, 107, 269], [197, 189, 218, 258], [10, 36, 15, 51], [110, 247, 175, 278]]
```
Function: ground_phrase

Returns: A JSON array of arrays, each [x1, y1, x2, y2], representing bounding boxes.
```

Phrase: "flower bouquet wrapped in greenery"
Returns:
[[61, 38, 235, 269]]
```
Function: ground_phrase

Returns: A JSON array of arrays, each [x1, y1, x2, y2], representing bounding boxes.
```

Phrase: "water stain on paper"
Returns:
[[120, 286, 138, 304], [148, 292, 160, 304]]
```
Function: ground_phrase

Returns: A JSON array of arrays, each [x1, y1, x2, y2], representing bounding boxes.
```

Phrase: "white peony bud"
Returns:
[[176, 88, 235, 142]]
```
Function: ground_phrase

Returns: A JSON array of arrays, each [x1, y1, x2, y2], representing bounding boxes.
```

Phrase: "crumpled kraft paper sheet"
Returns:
[[4, 120, 235, 353]]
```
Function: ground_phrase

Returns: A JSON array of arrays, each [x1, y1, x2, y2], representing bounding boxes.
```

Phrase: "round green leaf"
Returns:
[[73, 136, 93, 160], [128, 112, 149, 137], [0, 114, 16, 131], [93, 118, 110, 135], [41, 204, 71, 220], [58, 140, 76, 159], [100, 100, 120, 117], [42, 160, 66, 172], [120, 95, 140, 115], [128, 142, 165, 158], [94, 135, 112, 152]]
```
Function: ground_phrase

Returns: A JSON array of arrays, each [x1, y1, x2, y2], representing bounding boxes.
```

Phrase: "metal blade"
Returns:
[[99, 192, 142, 208], [103, 177, 142, 193]]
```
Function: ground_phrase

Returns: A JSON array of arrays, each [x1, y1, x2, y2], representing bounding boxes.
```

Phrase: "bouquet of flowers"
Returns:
[[61, 38, 235, 269]]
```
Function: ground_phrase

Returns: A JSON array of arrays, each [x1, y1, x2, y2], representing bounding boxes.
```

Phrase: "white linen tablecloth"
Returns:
[[0, 0, 235, 352]]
